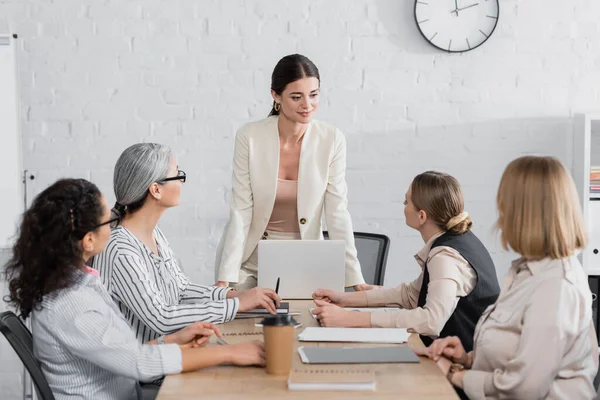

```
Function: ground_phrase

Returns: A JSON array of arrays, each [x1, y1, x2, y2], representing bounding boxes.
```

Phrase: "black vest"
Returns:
[[418, 230, 500, 352]]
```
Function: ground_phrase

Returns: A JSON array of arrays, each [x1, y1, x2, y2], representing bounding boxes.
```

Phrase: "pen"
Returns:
[[216, 337, 229, 346], [273, 277, 281, 312]]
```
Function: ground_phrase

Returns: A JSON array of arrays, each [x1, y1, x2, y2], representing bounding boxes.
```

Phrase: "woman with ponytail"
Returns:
[[91, 143, 281, 345], [312, 171, 500, 351], [418, 157, 597, 400], [214, 54, 366, 290]]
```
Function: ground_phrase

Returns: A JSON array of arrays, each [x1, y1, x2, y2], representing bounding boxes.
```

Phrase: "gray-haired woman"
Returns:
[[91, 143, 280, 344]]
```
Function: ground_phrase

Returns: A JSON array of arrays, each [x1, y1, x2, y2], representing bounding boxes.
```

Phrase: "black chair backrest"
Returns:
[[323, 231, 390, 286], [0, 311, 55, 400]]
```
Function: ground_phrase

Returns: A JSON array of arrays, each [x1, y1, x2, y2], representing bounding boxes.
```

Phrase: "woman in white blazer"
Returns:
[[215, 54, 366, 291]]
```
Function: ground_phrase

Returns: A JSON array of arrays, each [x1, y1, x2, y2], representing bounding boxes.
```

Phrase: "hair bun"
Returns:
[[445, 212, 469, 230]]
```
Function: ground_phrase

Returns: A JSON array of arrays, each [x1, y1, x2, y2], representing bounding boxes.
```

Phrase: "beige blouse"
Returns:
[[365, 231, 477, 337], [462, 256, 598, 400], [266, 179, 300, 233]]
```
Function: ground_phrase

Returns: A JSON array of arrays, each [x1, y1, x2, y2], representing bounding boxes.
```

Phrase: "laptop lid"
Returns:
[[257, 240, 345, 299]]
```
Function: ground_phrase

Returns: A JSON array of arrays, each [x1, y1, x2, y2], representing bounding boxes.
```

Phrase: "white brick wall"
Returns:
[[1, 0, 600, 397]]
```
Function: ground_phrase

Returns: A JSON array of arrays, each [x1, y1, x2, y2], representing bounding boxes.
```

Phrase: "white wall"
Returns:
[[1, 0, 600, 397]]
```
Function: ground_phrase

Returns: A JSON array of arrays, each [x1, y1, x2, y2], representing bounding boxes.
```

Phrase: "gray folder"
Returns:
[[298, 346, 420, 364]]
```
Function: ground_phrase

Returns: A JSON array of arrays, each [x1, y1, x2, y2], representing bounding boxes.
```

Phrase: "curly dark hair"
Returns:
[[3, 178, 104, 319]]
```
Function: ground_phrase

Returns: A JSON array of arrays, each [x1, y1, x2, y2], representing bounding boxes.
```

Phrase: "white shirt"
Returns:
[[33, 269, 181, 400], [365, 231, 477, 336], [92, 226, 239, 343]]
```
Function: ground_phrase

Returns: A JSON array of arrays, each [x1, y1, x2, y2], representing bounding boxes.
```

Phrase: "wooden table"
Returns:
[[157, 301, 459, 399]]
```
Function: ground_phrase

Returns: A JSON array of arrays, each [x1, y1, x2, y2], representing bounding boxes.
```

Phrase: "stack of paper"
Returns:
[[298, 327, 409, 344]]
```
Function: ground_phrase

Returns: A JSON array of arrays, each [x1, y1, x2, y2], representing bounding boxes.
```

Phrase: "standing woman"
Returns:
[[214, 54, 366, 290]]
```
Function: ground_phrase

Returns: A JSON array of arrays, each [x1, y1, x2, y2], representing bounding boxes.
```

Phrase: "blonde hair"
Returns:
[[411, 171, 472, 235], [496, 156, 587, 259]]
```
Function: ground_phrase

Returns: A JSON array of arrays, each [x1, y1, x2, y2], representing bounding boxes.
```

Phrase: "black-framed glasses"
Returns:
[[93, 212, 122, 230], [158, 169, 186, 184]]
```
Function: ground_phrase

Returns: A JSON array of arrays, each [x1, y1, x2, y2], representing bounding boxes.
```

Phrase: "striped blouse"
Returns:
[[91, 226, 239, 343], [32, 269, 182, 400]]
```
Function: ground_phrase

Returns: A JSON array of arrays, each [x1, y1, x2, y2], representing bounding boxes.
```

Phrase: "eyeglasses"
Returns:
[[158, 170, 186, 184], [93, 212, 122, 230]]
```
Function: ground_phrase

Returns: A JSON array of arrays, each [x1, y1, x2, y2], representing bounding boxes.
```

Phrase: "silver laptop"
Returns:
[[257, 240, 345, 299]]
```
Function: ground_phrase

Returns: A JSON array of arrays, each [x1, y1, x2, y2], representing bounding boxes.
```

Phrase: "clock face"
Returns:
[[415, 0, 499, 52]]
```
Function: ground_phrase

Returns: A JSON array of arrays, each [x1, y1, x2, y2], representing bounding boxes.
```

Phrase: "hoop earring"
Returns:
[[274, 103, 281, 112]]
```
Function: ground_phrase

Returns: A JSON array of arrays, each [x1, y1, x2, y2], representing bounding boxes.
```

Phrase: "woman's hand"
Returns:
[[214, 281, 229, 288], [428, 336, 470, 367], [167, 322, 222, 349], [235, 287, 281, 314], [415, 336, 471, 368], [312, 288, 347, 306], [425, 352, 466, 389], [311, 299, 370, 327], [226, 341, 266, 366]]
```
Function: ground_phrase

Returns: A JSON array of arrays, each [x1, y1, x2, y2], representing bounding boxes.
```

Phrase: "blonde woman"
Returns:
[[313, 171, 500, 351], [419, 156, 598, 400]]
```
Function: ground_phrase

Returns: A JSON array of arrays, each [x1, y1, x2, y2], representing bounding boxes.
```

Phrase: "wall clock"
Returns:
[[414, 0, 499, 53]]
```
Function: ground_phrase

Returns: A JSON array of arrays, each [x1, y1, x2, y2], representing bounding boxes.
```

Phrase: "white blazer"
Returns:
[[215, 116, 365, 287]]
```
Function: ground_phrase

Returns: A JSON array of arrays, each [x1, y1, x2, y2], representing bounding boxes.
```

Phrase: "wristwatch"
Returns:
[[447, 363, 465, 383], [157, 335, 166, 345]]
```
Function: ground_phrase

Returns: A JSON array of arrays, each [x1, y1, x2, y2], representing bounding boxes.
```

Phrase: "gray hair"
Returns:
[[113, 143, 171, 213]]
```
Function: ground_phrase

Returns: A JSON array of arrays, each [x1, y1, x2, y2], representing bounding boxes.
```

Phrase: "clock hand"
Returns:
[[450, 3, 479, 13], [454, 0, 459, 16]]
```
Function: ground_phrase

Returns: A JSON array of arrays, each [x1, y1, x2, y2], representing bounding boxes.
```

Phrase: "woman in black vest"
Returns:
[[312, 171, 500, 351]]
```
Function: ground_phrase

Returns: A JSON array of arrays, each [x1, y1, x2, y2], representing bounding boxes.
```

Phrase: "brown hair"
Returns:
[[496, 155, 587, 259], [268, 54, 320, 117], [411, 171, 472, 234]]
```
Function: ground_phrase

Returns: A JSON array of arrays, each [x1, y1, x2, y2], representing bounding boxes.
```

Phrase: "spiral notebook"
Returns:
[[287, 369, 376, 391]]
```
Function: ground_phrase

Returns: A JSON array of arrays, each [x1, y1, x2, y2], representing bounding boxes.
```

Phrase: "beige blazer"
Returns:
[[215, 116, 364, 287]]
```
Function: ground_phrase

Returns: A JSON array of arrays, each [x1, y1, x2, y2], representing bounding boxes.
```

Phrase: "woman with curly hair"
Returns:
[[3, 178, 264, 400]]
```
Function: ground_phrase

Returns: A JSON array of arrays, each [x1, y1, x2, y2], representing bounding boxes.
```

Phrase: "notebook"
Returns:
[[222, 332, 263, 337], [309, 307, 398, 318], [298, 327, 409, 344], [238, 302, 290, 315], [235, 310, 301, 319], [217, 331, 263, 344], [298, 346, 420, 364], [254, 321, 302, 328], [287, 369, 375, 391]]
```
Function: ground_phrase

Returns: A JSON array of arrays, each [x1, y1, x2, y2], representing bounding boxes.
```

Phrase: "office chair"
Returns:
[[0, 311, 55, 400], [323, 231, 390, 286]]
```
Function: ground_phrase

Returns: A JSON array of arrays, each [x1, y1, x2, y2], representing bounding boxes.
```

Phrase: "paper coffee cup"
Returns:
[[260, 314, 297, 375]]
